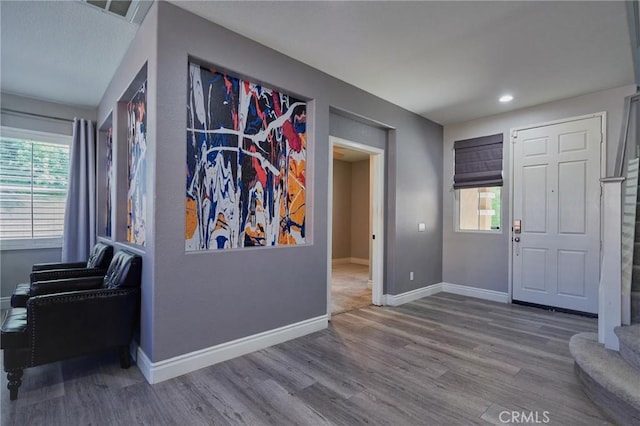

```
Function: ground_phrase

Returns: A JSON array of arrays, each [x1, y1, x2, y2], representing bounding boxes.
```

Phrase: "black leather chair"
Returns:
[[1, 250, 142, 401], [10, 242, 113, 308]]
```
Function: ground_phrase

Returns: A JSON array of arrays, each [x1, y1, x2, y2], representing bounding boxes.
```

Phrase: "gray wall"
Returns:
[[443, 84, 636, 293], [97, 5, 157, 355], [0, 93, 97, 301], [351, 159, 370, 260], [1, 92, 96, 135], [332, 159, 351, 259], [329, 111, 388, 149], [102, 2, 442, 362], [0, 248, 61, 301]]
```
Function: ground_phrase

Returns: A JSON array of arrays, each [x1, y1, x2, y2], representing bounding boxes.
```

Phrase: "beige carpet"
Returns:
[[331, 262, 371, 315]]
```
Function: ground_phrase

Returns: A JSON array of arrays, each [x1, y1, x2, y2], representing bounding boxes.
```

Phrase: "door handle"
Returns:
[[514, 237, 520, 243]]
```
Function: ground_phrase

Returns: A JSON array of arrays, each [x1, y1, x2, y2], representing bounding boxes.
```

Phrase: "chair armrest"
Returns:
[[26, 288, 140, 365], [32, 262, 86, 272], [29, 276, 104, 296], [30, 268, 105, 283]]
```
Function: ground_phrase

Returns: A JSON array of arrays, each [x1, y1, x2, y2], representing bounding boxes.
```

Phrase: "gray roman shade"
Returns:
[[453, 133, 503, 189]]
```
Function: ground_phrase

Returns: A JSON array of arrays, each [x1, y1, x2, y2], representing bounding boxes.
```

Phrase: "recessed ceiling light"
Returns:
[[499, 94, 514, 103]]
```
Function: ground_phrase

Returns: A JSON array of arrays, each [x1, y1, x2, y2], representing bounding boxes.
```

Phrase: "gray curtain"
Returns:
[[62, 118, 96, 262]]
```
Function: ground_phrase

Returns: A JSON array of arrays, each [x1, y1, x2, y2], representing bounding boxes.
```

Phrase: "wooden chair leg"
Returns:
[[7, 370, 23, 401], [119, 346, 131, 369]]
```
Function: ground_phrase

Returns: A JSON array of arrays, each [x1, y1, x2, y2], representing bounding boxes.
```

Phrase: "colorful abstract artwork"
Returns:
[[186, 62, 307, 250], [127, 82, 147, 246], [105, 127, 113, 237]]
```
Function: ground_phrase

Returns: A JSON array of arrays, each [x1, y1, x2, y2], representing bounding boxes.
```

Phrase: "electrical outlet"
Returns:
[[410, 272, 414, 281]]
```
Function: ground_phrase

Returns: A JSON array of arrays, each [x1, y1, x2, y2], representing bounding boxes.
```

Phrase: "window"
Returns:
[[0, 127, 70, 248], [458, 186, 501, 231], [453, 133, 503, 232]]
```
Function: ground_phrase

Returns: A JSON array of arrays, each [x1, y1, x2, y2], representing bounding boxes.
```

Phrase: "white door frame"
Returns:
[[328, 136, 385, 320], [508, 112, 606, 305]]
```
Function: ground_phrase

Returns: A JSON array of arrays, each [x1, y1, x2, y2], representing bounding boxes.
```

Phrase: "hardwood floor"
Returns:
[[331, 263, 371, 315], [1, 293, 610, 425]]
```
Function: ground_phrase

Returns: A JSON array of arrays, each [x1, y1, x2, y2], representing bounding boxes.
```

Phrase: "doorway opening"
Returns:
[[328, 136, 384, 319]]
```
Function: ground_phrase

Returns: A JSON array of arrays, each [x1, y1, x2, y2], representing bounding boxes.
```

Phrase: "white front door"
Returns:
[[512, 116, 602, 313]]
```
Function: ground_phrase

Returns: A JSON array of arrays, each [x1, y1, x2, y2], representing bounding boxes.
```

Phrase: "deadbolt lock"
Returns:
[[513, 219, 522, 234]]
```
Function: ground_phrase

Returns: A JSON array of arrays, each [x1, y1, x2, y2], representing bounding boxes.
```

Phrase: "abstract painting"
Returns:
[[186, 62, 306, 250], [105, 127, 113, 238], [127, 81, 146, 246]]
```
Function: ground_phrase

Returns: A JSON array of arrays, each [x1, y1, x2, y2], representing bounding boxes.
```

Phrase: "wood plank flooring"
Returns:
[[331, 263, 371, 315], [1, 293, 611, 425]]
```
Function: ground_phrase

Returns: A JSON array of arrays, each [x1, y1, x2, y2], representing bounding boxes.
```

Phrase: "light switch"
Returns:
[[418, 223, 426, 232]]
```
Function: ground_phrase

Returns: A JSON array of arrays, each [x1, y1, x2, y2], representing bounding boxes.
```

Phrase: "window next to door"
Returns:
[[453, 133, 504, 233], [458, 186, 502, 231]]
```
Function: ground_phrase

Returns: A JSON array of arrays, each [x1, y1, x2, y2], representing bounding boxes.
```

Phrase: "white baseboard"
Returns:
[[441, 282, 510, 304], [332, 257, 370, 266], [382, 282, 509, 307], [136, 347, 154, 382], [1, 296, 10, 310], [136, 315, 328, 384], [383, 283, 443, 306], [350, 257, 370, 266]]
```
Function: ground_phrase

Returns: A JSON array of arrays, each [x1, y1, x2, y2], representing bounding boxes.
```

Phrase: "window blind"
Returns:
[[453, 133, 503, 189], [0, 137, 69, 239]]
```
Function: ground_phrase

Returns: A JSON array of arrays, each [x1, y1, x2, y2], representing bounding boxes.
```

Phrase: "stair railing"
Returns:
[[600, 92, 640, 350], [621, 158, 639, 326]]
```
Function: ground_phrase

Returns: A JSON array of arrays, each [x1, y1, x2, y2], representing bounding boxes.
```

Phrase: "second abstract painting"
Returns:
[[127, 81, 147, 246]]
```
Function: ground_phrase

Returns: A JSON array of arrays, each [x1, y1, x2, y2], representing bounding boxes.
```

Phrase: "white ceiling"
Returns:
[[1, 1, 635, 125], [0, 1, 139, 108]]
